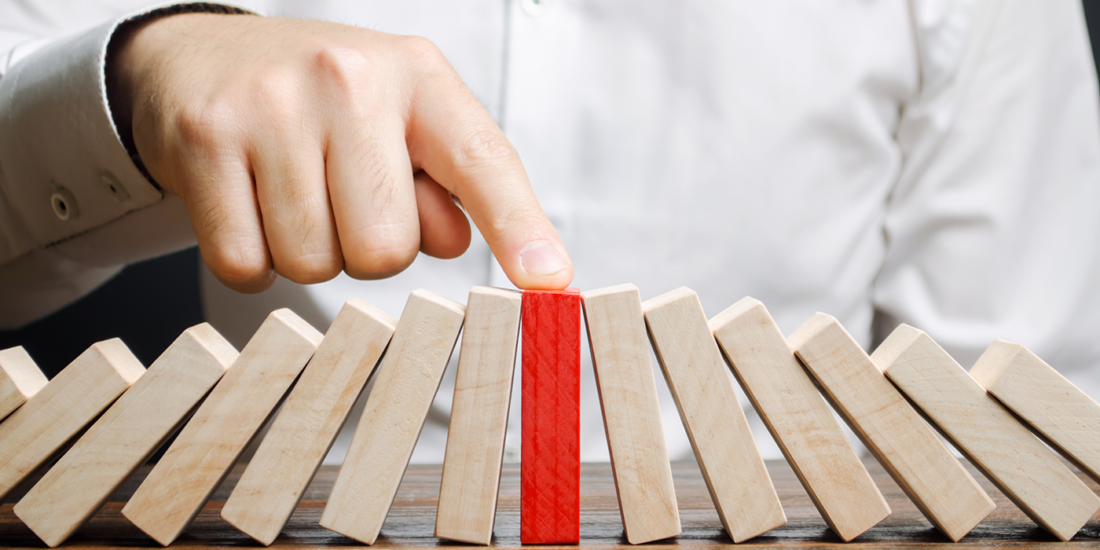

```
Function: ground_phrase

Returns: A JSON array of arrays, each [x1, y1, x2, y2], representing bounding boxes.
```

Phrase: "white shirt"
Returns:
[[3, 0, 1100, 465]]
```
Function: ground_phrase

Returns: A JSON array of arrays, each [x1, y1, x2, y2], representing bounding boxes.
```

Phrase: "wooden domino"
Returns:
[[520, 288, 581, 544], [582, 284, 681, 544], [0, 347, 48, 421], [874, 325, 1100, 541], [970, 340, 1100, 484], [642, 287, 785, 542], [789, 314, 994, 541], [222, 299, 397, 546], [122, 310, 322, 546], [14, 324, 237, 547], [320, 290, 465, 545], [9, 287, 1100, 547], [435, 287, 522, 545], [0, 339, 145, 502], [710, 298, 889, 542]]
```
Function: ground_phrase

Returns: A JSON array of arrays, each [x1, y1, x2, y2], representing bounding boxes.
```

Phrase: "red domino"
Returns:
[[521, 288, 581, 544]]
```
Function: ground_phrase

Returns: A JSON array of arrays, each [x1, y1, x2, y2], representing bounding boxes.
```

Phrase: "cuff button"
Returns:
[[100, 171, 130, 202], [50, 187, 79, 221]]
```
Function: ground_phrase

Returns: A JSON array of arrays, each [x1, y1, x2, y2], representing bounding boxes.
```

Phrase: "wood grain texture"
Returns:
[[435, 287, 522, 545], [4, 459, 1095, 549], [582, 284, 681, 545], [788, 314, 994, 542], [122, 310, 322, 546], [321, 290, 465, 545], [222, 299, 396, 546], [0, 347, 48, 422], [14, 324, 237, 547], [520, 288, 581, 544], [970, 340, 1100, 486], [874, 325, 1100, 542], [709, 297, 889, 542], [642, 287, 785, 542], [0, 339, 144, 503]]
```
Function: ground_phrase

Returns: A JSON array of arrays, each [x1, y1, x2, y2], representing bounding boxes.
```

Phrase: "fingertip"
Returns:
[[213, 266, 277, 294], [507, 239, 574, 290]]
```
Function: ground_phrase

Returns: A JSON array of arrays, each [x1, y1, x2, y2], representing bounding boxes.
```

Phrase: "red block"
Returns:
[[521, 288, 582, 544]]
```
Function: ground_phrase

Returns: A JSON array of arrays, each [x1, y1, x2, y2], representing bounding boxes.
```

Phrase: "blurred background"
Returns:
[[5, 2, 1100, 378]]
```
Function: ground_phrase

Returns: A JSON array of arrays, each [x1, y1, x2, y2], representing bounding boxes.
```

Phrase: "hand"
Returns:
[[107, 13, 573, 292]]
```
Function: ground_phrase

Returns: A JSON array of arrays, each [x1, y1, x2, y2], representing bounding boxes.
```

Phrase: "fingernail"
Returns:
[[520, 240, 569, 277]]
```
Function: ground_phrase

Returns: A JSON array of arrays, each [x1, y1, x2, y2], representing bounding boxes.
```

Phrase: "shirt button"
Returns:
[[100, 170, 130, 202], [50, 187, 79, 221], [521, 0, 550, 17]]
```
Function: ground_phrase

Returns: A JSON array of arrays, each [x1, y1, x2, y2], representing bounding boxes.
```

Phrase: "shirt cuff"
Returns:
[[0, 2, 253, 269]]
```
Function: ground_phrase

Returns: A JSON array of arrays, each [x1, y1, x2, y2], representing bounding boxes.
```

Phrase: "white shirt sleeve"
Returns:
[[876, 1, 1100, 389], [0, 2, 253, 329]]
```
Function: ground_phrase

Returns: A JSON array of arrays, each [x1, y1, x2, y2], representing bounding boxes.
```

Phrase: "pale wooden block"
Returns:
[[970, 340, 1100, 484], [789, 314, 994, 542], [642, 287, 784, 543], [222, 299, 397, 546], [0, 339, 144, 502], [121, 309, 322, 546], [435, 287, 522, 545], [710, 297, 888, 542], [321, 289, 465, 544], [874, 325, 1100, 542], [0, 347, 48, 421], [15, 324, 237, 547], [582, 284, 680, 545]]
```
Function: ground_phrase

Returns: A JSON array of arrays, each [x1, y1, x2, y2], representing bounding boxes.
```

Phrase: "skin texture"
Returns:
[[107, 13, 573, 292]]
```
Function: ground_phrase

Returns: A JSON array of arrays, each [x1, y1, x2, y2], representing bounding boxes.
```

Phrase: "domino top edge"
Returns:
[[0, 346, 48, 396], [786, 312, 838, 351], [410, 289, 467, 315], [343, 298, 399, 331], [868, 324, 925, 370], [182, 324, 239, 371], [469, 286, 523, 302], [640, 287, 696, 313], [967, 340, 1028, 389], [580, 283, 638, 300], [269, 309, 325, 347], [707, 296, 765, 331], [92, 339, 146, 384], [524, 287, 580, 295]]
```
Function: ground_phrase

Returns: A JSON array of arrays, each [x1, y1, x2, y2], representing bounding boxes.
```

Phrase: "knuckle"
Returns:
[[310, 43, 371, 96], [343, 228, 419, 280], [398, 36, 447, 68], [251, 69, 302, 121], [175, 98, 239, 154], [204, 243, 271, 288], [274, 251, 343, 285], [454, 126, 517, 170]]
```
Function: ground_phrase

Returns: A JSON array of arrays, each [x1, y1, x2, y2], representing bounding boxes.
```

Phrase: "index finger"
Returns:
[[403, 48, 573, 290]]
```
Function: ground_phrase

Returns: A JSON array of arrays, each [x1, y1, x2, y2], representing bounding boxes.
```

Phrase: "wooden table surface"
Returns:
[[3, 458, 1100, 548]]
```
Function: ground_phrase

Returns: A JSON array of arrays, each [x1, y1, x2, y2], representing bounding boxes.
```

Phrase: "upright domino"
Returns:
[[710, 298, 889, 542], [0, 347, 48, 421], [435, 287, 522, 545], [520, 288, 581, 544], [15, 324, 237, 547], [582, 284, 680, 544], [321, 290, 465, 544], [222, 299, 397, 546], [789, 314, 994, 541], [0, 339, 144, 502], [643, 287, 785, 542], [122, 310, 322, 546], [874, 325, 1100, 541], [970, 340, 1100, 484]]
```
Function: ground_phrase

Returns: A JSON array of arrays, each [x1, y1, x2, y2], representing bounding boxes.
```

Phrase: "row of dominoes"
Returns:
[[1, 284, 1099, 547]]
